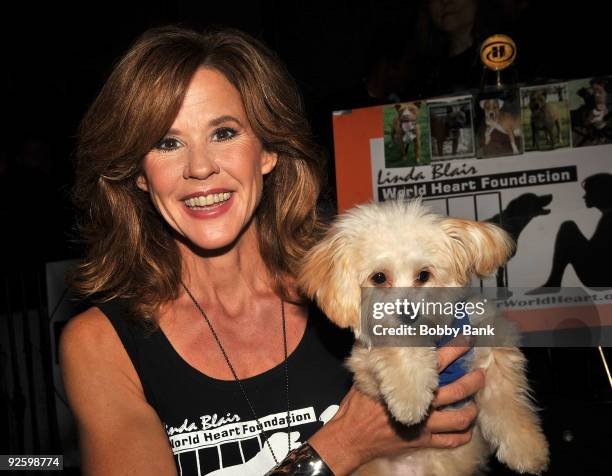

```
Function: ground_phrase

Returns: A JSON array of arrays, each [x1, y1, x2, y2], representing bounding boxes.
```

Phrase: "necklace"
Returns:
[[181, 282, 291, 466]]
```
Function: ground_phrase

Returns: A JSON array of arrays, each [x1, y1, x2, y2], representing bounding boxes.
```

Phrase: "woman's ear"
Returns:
[[441, 218, 515, 279], [297, 229, 361, 331], [261, 151, 278, 175], [136, 174, 149, 192]]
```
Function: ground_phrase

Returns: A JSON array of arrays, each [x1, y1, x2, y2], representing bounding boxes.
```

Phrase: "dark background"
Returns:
[[3, 0, 612, 267], [1, 0, 611, 474]]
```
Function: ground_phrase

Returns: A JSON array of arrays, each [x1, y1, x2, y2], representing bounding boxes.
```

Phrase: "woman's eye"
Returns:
[[154, 137, 181, 152], [417, 270, 430, 283], [212, 127, 237, 142], [371, 272, 387, 285]]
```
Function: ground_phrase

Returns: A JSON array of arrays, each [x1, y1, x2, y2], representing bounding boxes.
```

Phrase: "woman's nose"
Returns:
[[184, 147, 220, 180]]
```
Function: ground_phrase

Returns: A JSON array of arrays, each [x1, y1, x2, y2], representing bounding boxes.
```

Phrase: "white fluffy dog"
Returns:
[[298, 201, 549, 476]]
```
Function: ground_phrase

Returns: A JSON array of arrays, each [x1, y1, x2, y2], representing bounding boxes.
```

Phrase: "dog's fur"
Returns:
[[586, 83, 608, 130], [430, 106, 467, 156], [573, 80, 610, 145], [298, 201, 549, 476], [391, 103, 422, 163], [529, 90, 561, 149], [479, 99, 522, 154]]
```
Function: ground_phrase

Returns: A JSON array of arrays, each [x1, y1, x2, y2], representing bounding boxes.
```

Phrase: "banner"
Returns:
[[332, 78, 612, 329]]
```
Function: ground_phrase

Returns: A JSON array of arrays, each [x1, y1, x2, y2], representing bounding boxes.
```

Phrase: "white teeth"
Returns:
[[184, 192, 232, 208]]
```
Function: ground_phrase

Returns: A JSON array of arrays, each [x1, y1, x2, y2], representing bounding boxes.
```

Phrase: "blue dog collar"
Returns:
[[436, 313, 473, 387]]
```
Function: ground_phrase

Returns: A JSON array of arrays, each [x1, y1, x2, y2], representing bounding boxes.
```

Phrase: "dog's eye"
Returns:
[[416, 270, 430, 283], [371, 272, 387, 285]]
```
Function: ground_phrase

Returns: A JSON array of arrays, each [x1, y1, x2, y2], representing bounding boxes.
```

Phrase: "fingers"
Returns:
[[426, 402, 478, 433], [432, 369, 485, 408], [436, 337, 473, 371]]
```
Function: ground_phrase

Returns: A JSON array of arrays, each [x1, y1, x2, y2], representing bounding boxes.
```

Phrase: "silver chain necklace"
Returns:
[[181, 282, 291, 466]]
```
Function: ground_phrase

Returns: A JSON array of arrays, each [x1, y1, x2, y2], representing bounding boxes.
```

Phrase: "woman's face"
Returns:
[[428, 0, 477, 34], [137, 67, 277, 250]]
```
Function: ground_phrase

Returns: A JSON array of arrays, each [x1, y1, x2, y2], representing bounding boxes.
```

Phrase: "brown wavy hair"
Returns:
[[70, 26, 327, 327]]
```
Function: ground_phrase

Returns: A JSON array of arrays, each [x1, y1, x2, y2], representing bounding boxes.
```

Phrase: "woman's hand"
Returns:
[[309, 344, 484, 476]]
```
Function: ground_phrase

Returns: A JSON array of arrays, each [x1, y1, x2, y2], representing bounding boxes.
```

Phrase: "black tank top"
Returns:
[[98, 300, 354, 476]]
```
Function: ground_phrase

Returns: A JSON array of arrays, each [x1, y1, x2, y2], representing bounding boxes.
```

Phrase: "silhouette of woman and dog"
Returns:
[[528, 173, 612, 293]]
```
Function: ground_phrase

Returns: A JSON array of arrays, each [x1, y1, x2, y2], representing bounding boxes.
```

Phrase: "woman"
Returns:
[[60, 26, 484, 475]]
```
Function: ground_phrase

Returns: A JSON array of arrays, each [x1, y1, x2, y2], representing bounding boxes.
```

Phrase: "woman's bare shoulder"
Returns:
[[61, 307, 119, 356], [59, 305, 143, 395], [59, 307, 177, 474], [62, 306, 112, 339]]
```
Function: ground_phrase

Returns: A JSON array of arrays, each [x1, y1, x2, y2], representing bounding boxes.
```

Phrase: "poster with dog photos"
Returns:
[[476, 89, 523, 158], [427, 95, 475, 160], [520, 83, 572, 152], [331, 94, 612, 298], [383, 102, 431, 167], [568, 76, 612, 147]]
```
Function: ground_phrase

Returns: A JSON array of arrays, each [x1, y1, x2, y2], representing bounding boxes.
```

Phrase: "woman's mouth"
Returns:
[[184, 192, 232, 210]]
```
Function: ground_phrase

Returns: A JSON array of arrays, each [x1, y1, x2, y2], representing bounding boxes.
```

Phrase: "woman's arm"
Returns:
[[59, 308, 178, 476], [308, 344, 484, 475]]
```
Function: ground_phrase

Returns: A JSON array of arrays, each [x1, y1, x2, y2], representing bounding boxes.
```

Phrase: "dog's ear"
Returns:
[[440, 218, 515, 281], [497, 98, 504, 109], [394, 104, 402, 111], [479, 99, 486, 109], [297, 230, 360, 330]]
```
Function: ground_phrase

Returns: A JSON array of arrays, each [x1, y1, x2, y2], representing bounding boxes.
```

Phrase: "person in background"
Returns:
[[409, 0, 503, 98]]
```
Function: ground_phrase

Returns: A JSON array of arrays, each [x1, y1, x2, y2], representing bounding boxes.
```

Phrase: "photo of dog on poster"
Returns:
[[427, 96, 475, 160], [476, 89, 523, 158], [383, 102, 431, 167], [520, 83, 572, 152], [568, 76, 612, 147]]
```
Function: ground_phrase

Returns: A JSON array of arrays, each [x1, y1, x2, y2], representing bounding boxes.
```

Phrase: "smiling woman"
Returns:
[[60, 26, 485, 476], [135, 68, 279, 251], [70, 28, 326, 318]]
